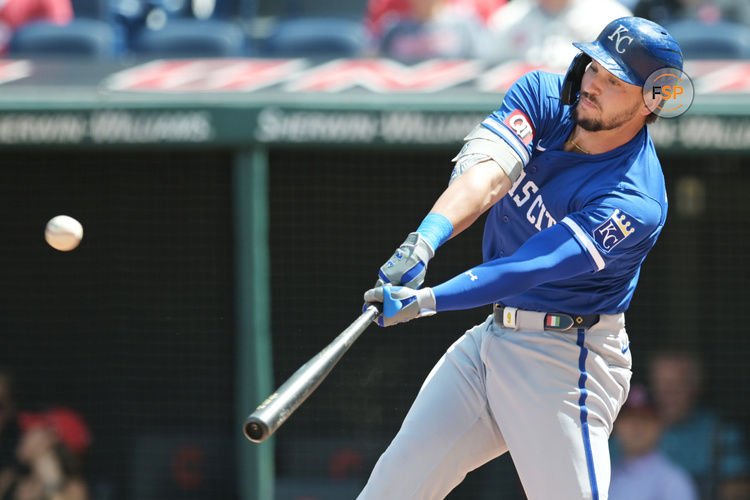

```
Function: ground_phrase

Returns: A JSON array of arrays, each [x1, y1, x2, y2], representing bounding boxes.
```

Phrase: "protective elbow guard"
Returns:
[[451, 124, 524, 185]]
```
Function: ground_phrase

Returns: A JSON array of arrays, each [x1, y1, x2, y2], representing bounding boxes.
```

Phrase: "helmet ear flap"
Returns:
[[561, 53, 592, 106]]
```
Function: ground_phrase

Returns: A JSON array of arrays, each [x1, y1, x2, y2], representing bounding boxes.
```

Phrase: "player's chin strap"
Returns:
[[561, 53, 592, 106]]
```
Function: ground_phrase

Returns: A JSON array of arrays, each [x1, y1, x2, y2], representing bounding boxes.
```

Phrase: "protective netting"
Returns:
[[0, 151, 236, 500], [1, 147, 748, 500], [268, 148, 750, 499], [268, 147, 523, 498]]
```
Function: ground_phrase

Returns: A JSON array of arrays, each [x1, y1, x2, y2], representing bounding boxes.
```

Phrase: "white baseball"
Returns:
[[45, 215, 83, 251]]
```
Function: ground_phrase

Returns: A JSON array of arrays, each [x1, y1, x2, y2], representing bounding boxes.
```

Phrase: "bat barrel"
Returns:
[[243, 304, 380, 443]]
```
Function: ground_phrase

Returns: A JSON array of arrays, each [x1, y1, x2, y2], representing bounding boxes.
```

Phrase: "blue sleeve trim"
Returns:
[[481, 118, 530, 165], [432, 224, 592, 312], [560, 217, 604, 272], [416, 213, 453, 252]]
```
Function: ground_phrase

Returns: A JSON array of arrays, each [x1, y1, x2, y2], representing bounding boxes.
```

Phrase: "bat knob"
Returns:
[[244, 420, 268, 443]]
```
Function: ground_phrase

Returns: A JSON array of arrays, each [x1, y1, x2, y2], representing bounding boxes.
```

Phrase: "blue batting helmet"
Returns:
[[561, 17, 683, 105]]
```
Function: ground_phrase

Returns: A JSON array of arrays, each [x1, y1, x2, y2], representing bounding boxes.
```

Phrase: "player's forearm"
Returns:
[[430, 161, 513, 238], [432, 224, 592, 311], [374, 160, 513, 289]]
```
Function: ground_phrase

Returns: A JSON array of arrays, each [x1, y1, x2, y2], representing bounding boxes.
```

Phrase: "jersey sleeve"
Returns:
[[433, 222, 592, 312], [559, 190, 665, 272], [480, 71, 548, 170]]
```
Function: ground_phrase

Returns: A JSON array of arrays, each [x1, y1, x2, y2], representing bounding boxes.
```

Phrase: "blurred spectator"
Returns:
[[0, 367, 20, 496], [610, 384, 698, 500], [486, 0, 631, 69], [369, 0, 498, 61], [0, 0, 73, 52], [650, 350, 750, 500], [365, 0, 506, 38], [633, 0, 750, 26], [0, 407, 91, 500], [616, 0, 639, 11], [0, 0, 72, 29]]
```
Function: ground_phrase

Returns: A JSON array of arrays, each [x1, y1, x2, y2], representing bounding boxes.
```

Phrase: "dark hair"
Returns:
[[0, 365, 16, 402], [0, 365, 16, 413], [645, 112, 659, 125], [53, 442, 83, 478]]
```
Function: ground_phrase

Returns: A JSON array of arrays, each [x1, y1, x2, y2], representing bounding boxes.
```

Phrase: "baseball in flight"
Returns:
[[45, 215, 84, 251]]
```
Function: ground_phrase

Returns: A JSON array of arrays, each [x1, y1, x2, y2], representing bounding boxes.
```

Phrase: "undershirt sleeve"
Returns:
[[433, 223, 594, 312]]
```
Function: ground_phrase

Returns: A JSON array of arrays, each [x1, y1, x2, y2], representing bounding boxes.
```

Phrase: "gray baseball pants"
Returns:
[[358, 311, 631, 499]]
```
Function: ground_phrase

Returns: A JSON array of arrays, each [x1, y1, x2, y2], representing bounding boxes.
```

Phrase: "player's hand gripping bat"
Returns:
[[243, 304, 381, 443]]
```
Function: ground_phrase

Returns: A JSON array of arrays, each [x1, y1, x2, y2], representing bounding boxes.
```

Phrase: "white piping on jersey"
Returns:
[[561, 217, 605, 272], [481, 117, 530, 165]]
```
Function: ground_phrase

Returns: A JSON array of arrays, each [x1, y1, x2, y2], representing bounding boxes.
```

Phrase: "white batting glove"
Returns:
[[376, 232, 435, 289], [364, 285, 436, 327]]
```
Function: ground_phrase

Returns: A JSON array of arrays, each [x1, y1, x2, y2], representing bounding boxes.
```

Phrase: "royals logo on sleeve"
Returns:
[[594, 209, 636, 251], [503, 110, 534, 146]]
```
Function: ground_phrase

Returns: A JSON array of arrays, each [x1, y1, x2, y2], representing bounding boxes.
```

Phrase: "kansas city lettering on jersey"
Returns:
[[508, 171, 557, 231], [594, 209, 636, 251]]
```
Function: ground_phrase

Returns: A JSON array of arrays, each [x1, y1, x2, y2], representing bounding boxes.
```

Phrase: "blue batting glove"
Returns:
[[363, 285, 436, 327]]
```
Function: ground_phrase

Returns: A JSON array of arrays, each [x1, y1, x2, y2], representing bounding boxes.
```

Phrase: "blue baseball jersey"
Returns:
[[479, 70, 667, 314]]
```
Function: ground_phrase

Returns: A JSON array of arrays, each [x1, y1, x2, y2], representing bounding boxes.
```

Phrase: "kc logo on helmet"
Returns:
[[607, 25, 633, 54]]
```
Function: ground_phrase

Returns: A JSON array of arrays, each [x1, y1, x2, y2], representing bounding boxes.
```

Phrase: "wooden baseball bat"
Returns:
[[243, 304, 380, 443]]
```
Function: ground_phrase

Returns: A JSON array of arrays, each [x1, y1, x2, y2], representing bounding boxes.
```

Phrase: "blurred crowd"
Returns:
[[0, 0, 749, 62], [609, 350, 750, 500], [0, 367, 91, 500], [8, 347, 746, 500]]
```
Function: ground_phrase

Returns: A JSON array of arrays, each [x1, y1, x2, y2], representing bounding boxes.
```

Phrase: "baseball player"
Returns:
[[359, 17, 683, 500]]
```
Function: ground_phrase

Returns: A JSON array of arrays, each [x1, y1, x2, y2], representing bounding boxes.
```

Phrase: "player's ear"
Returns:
[[641, 89, 660, 118]]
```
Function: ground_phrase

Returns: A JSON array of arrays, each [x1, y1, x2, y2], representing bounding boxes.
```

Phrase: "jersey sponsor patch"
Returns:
[[503, 109, 534, 146], [593, 209, 636, 251]]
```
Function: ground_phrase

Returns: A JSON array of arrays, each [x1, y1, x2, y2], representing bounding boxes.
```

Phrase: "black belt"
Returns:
[[493, 304, 600, 332]]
